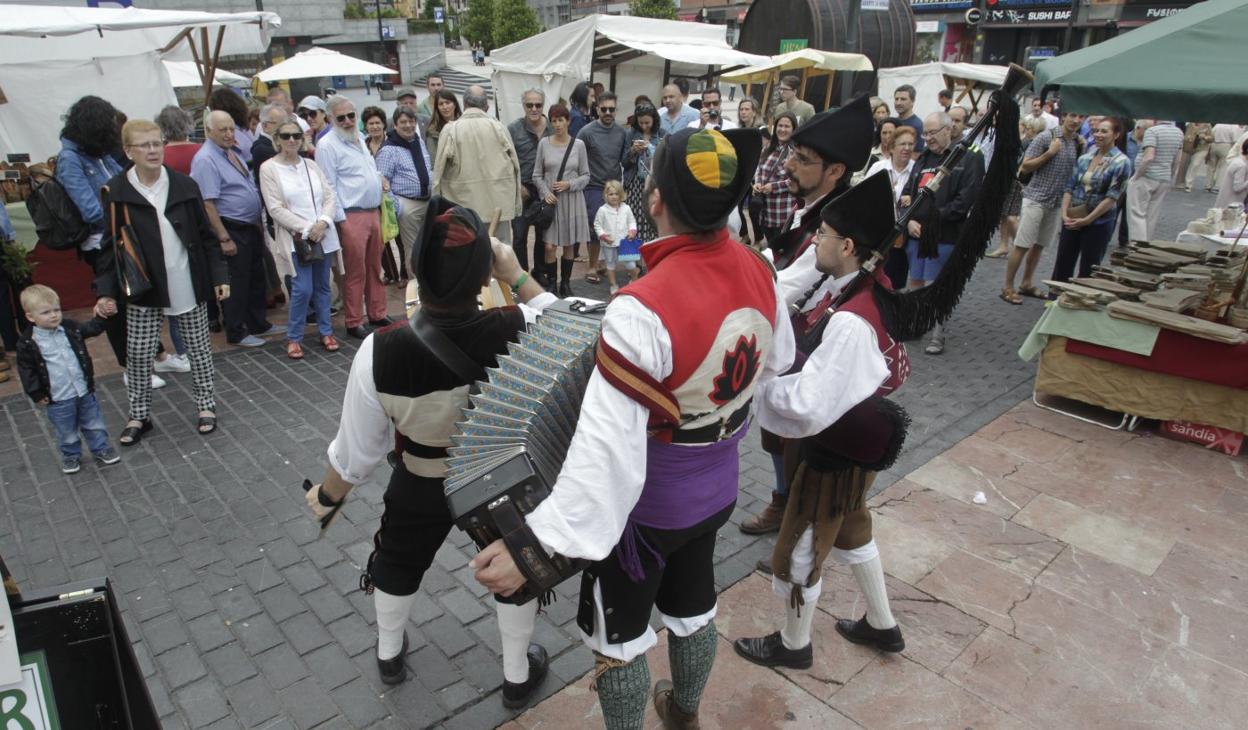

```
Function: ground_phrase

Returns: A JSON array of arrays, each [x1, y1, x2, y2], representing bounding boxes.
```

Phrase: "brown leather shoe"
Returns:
[[653, 679, 700, 730], [739, 493, 787, 535]]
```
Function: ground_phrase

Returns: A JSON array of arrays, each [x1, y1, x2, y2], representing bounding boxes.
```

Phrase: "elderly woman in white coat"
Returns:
[[259, 119, 343, 360]]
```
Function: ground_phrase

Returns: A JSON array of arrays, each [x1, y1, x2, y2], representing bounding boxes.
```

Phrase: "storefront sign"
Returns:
[[915, 20, 943, 32], [778, 38, 809, 53], [1120, 5, 1187, 21], [990, 0, 1072, 6], [910, 0, 974, 12], [862, 0, 890, 10], [986, 7, 1073, 23]]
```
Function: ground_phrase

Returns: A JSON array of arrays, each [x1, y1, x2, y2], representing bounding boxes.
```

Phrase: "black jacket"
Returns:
[[16, 318, 107, 403], [902, 146, 985, 244], [94, 167, 228, 309]]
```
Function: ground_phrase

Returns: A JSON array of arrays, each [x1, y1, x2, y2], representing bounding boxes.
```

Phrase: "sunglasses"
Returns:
[[335, 112, 357, 123], [524, 102, 543, 109], [297, 109, 319, 119], [598, 106, 616, 113], [278, 132, 304, 141]]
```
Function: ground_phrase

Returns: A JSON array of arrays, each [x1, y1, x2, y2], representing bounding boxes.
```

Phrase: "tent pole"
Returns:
[[209, 26, 225, 94], [761, 76, 773, 121], [188, 30, 208, 101], [663, 59, 671, 86], [823, 72, 833, 111]]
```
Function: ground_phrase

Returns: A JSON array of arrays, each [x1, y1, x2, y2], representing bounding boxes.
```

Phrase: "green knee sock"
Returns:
[[667, 621, 718, 714], [595, 655, 650, 730]]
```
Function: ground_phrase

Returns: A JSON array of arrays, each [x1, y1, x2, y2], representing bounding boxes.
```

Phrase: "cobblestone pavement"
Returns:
[[0, 189, 1221, 729]]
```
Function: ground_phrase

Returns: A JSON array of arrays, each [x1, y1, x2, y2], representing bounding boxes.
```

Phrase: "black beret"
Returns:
[[820, 170, 896, 254], [412, 196, 492, 302]]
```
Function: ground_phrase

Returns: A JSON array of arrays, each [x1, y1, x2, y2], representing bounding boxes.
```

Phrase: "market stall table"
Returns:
[[1020, 303, 1248, 434]]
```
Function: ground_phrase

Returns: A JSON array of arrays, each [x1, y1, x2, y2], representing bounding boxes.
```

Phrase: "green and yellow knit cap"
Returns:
[[654, 126, 762, 232]]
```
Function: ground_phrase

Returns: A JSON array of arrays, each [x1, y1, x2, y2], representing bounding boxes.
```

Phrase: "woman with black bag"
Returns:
[[95, 119, 228, 445], [259, 120, 342, 360], [532, 104, 590, 297], [622, 104, 664, 243]]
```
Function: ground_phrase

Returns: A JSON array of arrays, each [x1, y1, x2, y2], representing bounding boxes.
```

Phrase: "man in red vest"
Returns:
[[471, 126, 795, 728], [734, 171, 912, 668]]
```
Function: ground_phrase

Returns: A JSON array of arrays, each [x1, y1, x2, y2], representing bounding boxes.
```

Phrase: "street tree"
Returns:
[[493, 0, 540, 48], [628, 0, 677, 19], [463, 0, 495, 49]]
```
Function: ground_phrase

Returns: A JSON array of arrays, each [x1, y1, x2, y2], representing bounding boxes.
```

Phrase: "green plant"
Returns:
[[343, 3, 364, 19], [629, 0, 676, 20], [408, 18, 440, 34], [492, 0, 539, 48], [462, 0, 494, 48], [0, 242, 37, 283]]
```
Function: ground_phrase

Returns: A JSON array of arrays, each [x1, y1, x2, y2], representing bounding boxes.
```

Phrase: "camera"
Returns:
[[707, 109, 720, 119]]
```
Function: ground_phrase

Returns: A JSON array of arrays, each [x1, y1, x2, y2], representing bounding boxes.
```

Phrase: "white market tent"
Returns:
[[490, 14, 769, 125], [877, 62, 1009, 119], [0, 5, 279, 160], [165, 60, 249, 89], [256, 47, 396, 82]]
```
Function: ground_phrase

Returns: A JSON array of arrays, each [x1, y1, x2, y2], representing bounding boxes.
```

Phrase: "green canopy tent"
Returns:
[[1033, 0, 1248, 123]]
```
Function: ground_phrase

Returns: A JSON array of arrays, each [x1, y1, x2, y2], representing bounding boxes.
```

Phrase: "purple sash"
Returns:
[[616, 423, 747, 582]]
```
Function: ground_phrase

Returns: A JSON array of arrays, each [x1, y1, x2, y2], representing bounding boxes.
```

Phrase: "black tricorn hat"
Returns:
[[411, 196, 492, 302], [652, 126, 762, 232], [820, 170, 896, 255], [791, 93, 874, 172]]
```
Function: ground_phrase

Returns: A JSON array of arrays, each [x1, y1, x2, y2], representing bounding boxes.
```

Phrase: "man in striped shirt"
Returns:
[[1127, 120, 1184, 243]]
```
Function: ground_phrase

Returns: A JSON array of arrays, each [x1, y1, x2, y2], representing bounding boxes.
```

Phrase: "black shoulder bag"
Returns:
[[523, 139, 576, 232], [409, 310, 487, 385], [292, 161, 327, 266]]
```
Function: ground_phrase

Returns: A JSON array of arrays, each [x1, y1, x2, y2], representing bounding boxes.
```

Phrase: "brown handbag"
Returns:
[[109, 195, 152, 299]]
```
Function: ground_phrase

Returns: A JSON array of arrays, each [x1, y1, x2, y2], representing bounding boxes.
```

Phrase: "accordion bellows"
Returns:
[[443, 299, 606, 602]]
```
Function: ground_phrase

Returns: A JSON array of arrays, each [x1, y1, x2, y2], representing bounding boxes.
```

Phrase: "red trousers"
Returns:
[[338, 210, 387, 327]]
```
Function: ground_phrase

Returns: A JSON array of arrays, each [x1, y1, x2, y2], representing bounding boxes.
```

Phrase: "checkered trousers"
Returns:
[[126, 303, 216, 421]]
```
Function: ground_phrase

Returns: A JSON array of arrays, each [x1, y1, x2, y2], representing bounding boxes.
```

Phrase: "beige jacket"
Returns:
[[258, 155, 340, 278], [431, 107, 523, 222]]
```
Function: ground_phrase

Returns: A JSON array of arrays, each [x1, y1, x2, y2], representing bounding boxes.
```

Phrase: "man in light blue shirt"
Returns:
[[660, 82, 700, 136], [317, 96, 390, 338]]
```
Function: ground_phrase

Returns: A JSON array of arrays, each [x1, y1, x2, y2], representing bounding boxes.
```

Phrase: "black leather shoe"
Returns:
[[732, 632, 812, 669], [558, 281, 573, 297], [208, 320, 222, 333], [835, 615, 905, 653], [368, 316, 394, 328], [377, 631, 409, 685], [501, 643, 549, 709], [346, 325, 372, 340]]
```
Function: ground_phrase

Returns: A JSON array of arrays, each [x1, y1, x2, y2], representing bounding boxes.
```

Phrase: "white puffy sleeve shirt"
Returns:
[[525, 280, 795, 561], [327, 292, 559, 485]]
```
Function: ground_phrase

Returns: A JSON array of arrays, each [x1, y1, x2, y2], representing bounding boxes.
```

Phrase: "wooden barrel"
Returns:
[[738, 0, 916, 109]]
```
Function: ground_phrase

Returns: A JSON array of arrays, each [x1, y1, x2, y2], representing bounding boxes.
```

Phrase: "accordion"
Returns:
[[443, 299, 607, 604]]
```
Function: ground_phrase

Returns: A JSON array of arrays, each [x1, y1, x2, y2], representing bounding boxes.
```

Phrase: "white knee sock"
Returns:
[[495, 600, 538, 684], [780, 580, 820, 650], [374, 589, 415, 660], [850, 556, 896, 630]]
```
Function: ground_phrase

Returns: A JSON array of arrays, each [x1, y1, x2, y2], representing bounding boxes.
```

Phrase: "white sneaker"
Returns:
[[125, 372, 166, 389], [153, 354, 191, 373]]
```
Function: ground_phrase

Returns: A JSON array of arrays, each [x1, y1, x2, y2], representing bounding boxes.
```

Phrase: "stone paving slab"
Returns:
[[516, 400, 1248, 729], [0, 191, 1223, 728]]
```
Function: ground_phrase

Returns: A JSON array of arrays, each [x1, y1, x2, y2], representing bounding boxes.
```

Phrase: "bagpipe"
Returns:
[[833, 64, 1034, 340]]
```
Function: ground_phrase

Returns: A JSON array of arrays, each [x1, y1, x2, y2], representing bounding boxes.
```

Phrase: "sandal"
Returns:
[[119, 419, 153, 447], [286, 340, 304, 360], [1017, 285, 1045, 299], [985, 247, 1009, 258], [198, 411, 217, 435], [999, 288, 1023, 305], [321, 335, 341, 352], [585, 273, 602, 284]]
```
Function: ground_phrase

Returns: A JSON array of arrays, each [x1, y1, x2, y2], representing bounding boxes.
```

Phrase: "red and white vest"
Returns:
[[595, 230, 778, 439]]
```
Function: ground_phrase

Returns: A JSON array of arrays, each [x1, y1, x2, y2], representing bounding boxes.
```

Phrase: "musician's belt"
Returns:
[[668, 403, 750, 445], [396, 435, 448, 460]]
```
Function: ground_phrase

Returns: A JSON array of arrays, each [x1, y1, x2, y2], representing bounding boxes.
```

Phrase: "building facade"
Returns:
[[911, 0, 1200, 67]]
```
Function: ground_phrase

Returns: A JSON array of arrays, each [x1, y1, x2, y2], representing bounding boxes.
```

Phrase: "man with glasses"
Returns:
[[297, 95, 331, 142], [577, 91, 631, 284], [191, 111, 276, 348], [317, 96, 392, 339], [772, 75, 815, 127], [686, 88, 737, 131], [900, 111, 983, 355], [738, 95, 874, 537], [508, 88, 553, 279]]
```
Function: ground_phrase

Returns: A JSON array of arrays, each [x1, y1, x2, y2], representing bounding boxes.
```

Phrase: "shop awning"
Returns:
[[256, 47, 396, 82], [1033, 0, 1248, 122]]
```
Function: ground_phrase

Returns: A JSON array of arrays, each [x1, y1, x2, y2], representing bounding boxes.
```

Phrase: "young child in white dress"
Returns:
[[592, 180, 638, 294]]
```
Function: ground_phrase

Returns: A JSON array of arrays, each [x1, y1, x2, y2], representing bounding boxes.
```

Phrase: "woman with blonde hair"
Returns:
[[95, 119, 228, 444], [259, 119, 342, 359]]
